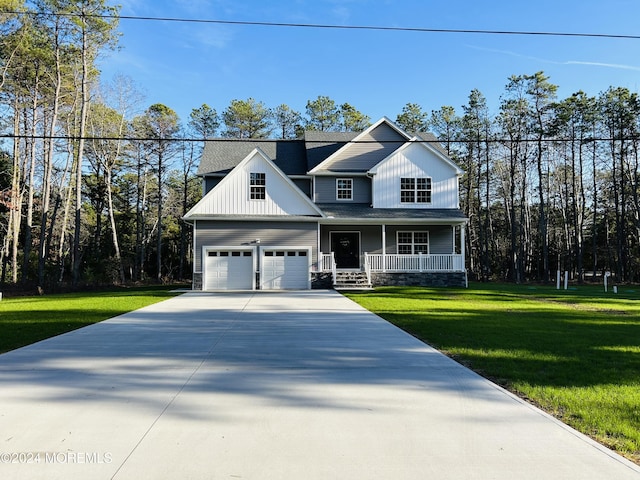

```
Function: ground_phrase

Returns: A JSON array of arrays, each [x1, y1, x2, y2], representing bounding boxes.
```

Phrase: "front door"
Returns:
[[331, 232, 360, 269]]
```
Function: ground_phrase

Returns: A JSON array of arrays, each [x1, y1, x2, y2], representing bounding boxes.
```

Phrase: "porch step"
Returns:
[[333, 271, 373, 290]]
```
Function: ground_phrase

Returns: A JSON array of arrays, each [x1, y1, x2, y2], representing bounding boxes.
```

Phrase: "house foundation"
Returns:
[[370, 272, 466, 288]]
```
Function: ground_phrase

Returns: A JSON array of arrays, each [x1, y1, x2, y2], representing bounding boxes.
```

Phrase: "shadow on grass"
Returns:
[[347, 285, 640, 390], [0, 287, 182, 353]]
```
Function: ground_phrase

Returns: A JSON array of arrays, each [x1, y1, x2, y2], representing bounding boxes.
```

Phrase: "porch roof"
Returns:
[[316, 203, 468, 224]]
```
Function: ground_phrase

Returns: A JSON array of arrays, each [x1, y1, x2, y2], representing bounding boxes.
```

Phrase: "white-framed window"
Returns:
[[250, 172, 266, 200], [400, 177, 432, 203], [336, 178, 353, 201], [397, 231, 429, 254]]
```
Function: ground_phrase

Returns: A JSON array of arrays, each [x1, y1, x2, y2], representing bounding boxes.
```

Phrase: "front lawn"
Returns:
[[345, 283, 640, 463], [0, 286, 181, 354]]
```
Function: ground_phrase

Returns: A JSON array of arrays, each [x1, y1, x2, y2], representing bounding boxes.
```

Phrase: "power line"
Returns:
[[1, 134, 638, 143], [10, 11, 640, 41]]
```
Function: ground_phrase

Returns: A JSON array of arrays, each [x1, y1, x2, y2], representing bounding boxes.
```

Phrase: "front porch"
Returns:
[[317, 252, 465, 273], [308, 207, 469, 288], [314, 252, 467, 289]]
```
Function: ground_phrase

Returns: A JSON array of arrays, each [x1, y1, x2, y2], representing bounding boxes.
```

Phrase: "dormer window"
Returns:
[[336, 178, 353, 201], [401, 177, 431, 203], [250, 172, 266, 200]]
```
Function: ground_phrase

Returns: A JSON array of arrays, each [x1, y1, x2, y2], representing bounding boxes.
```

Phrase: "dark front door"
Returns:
[[331, 232, 360, 268]]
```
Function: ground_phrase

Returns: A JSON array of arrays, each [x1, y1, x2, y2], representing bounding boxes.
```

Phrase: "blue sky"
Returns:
[[100, 0, 640, 129]]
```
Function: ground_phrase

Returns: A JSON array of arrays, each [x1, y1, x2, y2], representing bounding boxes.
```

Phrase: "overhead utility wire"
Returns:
[[1, 134, 638, 143], [10, 11, 640, 40]]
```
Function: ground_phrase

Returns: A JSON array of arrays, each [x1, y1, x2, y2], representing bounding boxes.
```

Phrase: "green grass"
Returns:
[[0, 286, 181, 354], [345, 283, 640, 463]]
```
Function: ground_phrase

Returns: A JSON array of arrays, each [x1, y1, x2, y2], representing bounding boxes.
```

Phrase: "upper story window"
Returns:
[[400, 177, 432, 203], [336, 178, 353, 201], [250, 172, 266, 200]]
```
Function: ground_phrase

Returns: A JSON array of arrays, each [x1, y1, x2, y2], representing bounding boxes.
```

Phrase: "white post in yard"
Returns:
[[604, 271, 611, 292], [564, 271, 568, 290], [556, 270, 561, 290]]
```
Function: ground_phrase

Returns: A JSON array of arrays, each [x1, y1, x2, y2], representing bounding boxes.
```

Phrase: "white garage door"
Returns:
[[204, 250, 254, 290], [261, 249, 310, 290]]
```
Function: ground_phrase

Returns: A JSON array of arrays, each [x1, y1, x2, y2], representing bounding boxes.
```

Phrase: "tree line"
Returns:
[[439, 75, 640, 284], [0, 1, 377, 290], [1, 2, 639, 290]]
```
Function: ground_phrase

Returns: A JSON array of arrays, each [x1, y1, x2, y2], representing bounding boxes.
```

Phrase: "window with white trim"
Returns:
[[400, 177, 432, 203], [250, 172, 266, 200], [397, 231, 429, 254], [336, 178, 353, 200]]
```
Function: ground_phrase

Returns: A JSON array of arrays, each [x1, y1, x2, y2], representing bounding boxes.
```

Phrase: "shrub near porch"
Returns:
[[345, 284, 640, 464]]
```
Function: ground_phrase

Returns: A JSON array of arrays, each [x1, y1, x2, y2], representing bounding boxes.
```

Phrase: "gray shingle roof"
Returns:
[[310, 123, 408, 173], [196, 125, 450, 176], [303, 131, 358, 170], [414, 131, 449, 157], [197, 139, 307, 176], [316, 203, 467, 221]]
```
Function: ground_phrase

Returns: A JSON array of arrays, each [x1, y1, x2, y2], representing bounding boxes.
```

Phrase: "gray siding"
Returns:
[[319, 224, 453, 255], [320, 225, 382, 254], [204, 176, 222, 194], [314, 176, 372, 203], [429, 226, 454, 254], [382, 225, 453, 254], [194, 220, 318, 271], [318, 123, 407, 172], [293, 178, 312, 198]]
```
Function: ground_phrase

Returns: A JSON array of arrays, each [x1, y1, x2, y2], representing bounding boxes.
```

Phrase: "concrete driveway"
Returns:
[[0, 290, 638, 479]]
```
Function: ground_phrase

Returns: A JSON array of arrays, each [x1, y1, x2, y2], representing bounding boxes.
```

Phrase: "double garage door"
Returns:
[[204, 247, 310, 290]]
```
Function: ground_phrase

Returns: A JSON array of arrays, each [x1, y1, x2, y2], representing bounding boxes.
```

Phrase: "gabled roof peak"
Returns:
[[307, 117, 414, 174]]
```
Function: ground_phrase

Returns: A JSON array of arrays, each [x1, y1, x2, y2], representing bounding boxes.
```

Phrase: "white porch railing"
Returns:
[[317, 252, 335, 272], [364, 253, 372, 285], [317, 253, 464, 272], [364, 253, 465, 272]]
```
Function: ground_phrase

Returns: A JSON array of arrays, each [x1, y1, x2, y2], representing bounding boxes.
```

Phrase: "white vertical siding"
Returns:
[[188, 150, 321, 217], [372, 143, 460, 209]]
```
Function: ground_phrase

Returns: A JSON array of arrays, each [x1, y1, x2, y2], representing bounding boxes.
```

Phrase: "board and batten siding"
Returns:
[[194, 221, 318, 271], [200, 153, 319, 216], [372, 143, 460, 209], [314, 176, 372, 203]]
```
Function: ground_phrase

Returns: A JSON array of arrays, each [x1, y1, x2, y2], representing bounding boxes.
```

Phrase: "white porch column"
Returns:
[[460, 224, 466, 270], [382, 224, 387, 272], [317, 222, 321, 270]]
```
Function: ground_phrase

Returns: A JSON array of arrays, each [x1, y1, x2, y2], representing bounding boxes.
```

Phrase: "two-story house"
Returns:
[[183, 117, 468, 290]]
